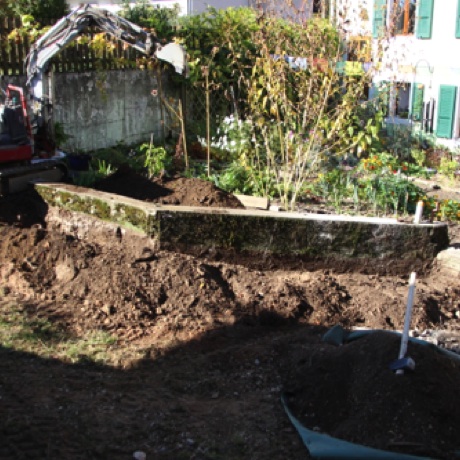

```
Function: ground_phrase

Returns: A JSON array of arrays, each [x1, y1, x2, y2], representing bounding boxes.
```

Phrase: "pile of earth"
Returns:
[[93, 164, 244, 208], [0, 175, 459, 459], [284, 330, 460, 459]]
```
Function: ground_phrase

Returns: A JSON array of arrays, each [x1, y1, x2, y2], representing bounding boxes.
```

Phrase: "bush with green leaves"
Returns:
[[382, 124, 414, 161], [211, 161, 277, 197], [141, 143, 172, 178], [438, 157, 460, 180], [120, 0, 180, 40], [179, 7, 259, 88], [90, 144, 144, 172], [2, 0, 68, 18]]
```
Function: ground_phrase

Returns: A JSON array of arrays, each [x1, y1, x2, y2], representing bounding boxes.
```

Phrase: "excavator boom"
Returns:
[[26, 4, 187, 101]]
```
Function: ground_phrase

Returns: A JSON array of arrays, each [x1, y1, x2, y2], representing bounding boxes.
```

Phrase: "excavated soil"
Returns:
[[0, 172, 459, 460]]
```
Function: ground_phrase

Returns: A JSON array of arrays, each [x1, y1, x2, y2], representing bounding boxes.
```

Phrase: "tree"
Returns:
[[180, 3, 381, 210], [5, 0, 68, 19], [0, 0, 14, 17], [120, 0, 180, 41]]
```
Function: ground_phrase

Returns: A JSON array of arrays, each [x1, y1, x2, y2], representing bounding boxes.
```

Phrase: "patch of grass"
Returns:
[[63, 330, 117, 364], [0, 299, 119, 365]]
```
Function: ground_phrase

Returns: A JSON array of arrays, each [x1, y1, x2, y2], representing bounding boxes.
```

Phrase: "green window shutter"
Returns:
[[436, 85, 457, 138], [416, 0, 434, 39], [411, 83, 424, 121], [456, 0, 460, 38], [373, 0, 386, 38]]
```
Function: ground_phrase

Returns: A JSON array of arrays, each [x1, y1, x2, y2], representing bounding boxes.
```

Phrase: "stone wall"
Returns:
[[35, 183, 450, 276]]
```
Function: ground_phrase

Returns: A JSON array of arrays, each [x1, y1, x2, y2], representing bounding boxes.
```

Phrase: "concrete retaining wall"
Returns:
[[6, 69, 180, 152], [35, 183, 450, 275]]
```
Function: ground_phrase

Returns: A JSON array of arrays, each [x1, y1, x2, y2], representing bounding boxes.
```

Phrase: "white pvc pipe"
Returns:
[[396, 272, 417, 375], [413, 200, 424, 224]]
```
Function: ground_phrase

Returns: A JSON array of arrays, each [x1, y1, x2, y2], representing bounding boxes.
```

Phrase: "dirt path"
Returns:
[[0, 174, 459, 459]]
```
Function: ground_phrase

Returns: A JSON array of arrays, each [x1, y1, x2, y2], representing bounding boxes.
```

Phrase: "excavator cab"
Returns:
[[0, 84, 67, 196], [0, 85, 33, 164]]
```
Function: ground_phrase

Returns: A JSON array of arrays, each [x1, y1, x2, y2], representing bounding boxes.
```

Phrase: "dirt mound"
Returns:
[[0, 188, 48, 226], [94, 165, 244, 208], [285, 330, 460, 459]]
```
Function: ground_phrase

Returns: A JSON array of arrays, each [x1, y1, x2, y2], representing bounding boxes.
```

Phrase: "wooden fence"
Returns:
[[0, 16, 142, 76]]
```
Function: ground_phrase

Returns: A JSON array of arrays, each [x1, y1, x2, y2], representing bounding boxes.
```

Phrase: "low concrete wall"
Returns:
[[35, 183, 450, 275], [6, 69, 180, 152]]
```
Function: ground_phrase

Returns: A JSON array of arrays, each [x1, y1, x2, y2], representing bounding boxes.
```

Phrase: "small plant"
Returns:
[[385, 124, 413, 161], [96, 159, 115, 177], [317, 170, 355, 212], [198, 115, 254, 162], [438, 199, 460, 221], [212, 161, 276, 197], [72, 168, 100, 187], [54, 122, 72, 147], [359, 152, 399, 174], [90, 143, 144, 171], [438, 157, 459, 181], [141, 142, 172, 178], [410, 148, 426, 167], [213, 162, 249, 193]]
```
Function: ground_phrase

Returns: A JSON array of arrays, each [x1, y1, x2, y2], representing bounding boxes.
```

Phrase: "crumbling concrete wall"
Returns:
[[6, 69, 180, 152], [36, 183, 450, 276], [53, 70, 180, 151]]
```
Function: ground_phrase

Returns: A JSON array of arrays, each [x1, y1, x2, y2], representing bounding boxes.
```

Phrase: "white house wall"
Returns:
[[362, 0, 460, 146], [333, 0, 373, 35]]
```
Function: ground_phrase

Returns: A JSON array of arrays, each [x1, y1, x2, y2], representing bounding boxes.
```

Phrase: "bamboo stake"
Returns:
[[178, 99, 188, 171]]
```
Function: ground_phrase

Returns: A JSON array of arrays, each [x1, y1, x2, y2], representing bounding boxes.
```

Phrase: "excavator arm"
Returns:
[[25, 4, 187, 119], [26, 3, 187, 84]]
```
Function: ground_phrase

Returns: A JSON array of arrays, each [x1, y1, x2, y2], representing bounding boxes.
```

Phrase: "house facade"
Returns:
[[339, 0, 460, 148]]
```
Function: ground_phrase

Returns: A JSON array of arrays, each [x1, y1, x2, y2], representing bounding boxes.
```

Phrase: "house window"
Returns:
[[394, 83, 411, 118], [394, 0, 416, 35], [348, 36, 372, 62], [313, 0, 328, 17], [313, 0, 322, 14]]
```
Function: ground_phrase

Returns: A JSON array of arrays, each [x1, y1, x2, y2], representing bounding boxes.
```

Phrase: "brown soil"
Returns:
[[94, 165, 245, 209], [0, 172, 459, 460]]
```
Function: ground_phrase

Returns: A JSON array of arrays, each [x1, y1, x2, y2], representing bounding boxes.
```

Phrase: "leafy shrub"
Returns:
[[141, 143, 172, 178], [410, 148, 426, 167], [212, 161, 276, 197], [438, 157, 459, 180], [120, 0, 180, 40], [90, 144, 144, 172], [4, 0, 68, 18]]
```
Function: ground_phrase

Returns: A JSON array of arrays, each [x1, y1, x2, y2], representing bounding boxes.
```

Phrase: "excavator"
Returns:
[[0, 4, 187, 195]]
